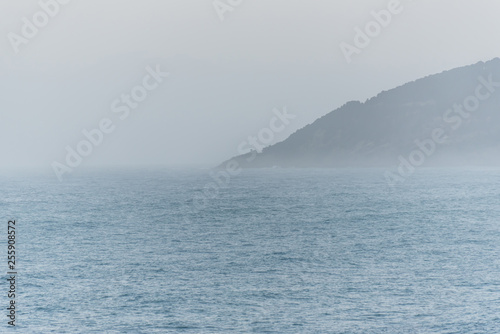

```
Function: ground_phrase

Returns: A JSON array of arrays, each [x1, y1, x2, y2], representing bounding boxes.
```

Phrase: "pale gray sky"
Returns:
[[2, 0, 500, 170]]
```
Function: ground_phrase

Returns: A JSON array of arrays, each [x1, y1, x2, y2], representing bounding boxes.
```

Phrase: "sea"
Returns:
[[2, 168, 500, 333]]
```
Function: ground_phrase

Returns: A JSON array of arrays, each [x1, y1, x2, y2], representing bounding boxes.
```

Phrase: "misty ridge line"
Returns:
[[7, 0, 71, 54], [51, 65, 169, 182], [182, 107, 296, 223], [385, 74, 500, 186], [340, 0, 413, 64], [222, 58, 500, 170]]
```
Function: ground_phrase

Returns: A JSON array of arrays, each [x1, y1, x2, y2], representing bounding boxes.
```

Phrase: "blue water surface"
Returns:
[[2, 168, 500, 333]]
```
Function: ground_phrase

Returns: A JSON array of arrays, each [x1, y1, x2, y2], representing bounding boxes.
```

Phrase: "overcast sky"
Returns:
[[2, 0, 500, 171]]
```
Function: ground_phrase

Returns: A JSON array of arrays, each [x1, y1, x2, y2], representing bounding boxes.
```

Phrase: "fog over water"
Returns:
[[2, 0, 500, 171], [4, 2, 500, 332]]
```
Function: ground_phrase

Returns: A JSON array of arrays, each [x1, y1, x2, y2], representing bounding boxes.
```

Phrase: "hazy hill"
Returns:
[[222, 58, 500, 168]]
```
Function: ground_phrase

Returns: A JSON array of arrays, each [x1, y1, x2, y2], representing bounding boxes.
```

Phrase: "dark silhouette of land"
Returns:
[[222, 58, 500, 168]]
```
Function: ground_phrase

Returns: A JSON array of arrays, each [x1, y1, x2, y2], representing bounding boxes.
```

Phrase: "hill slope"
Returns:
[[222, 58, 500, 168]]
